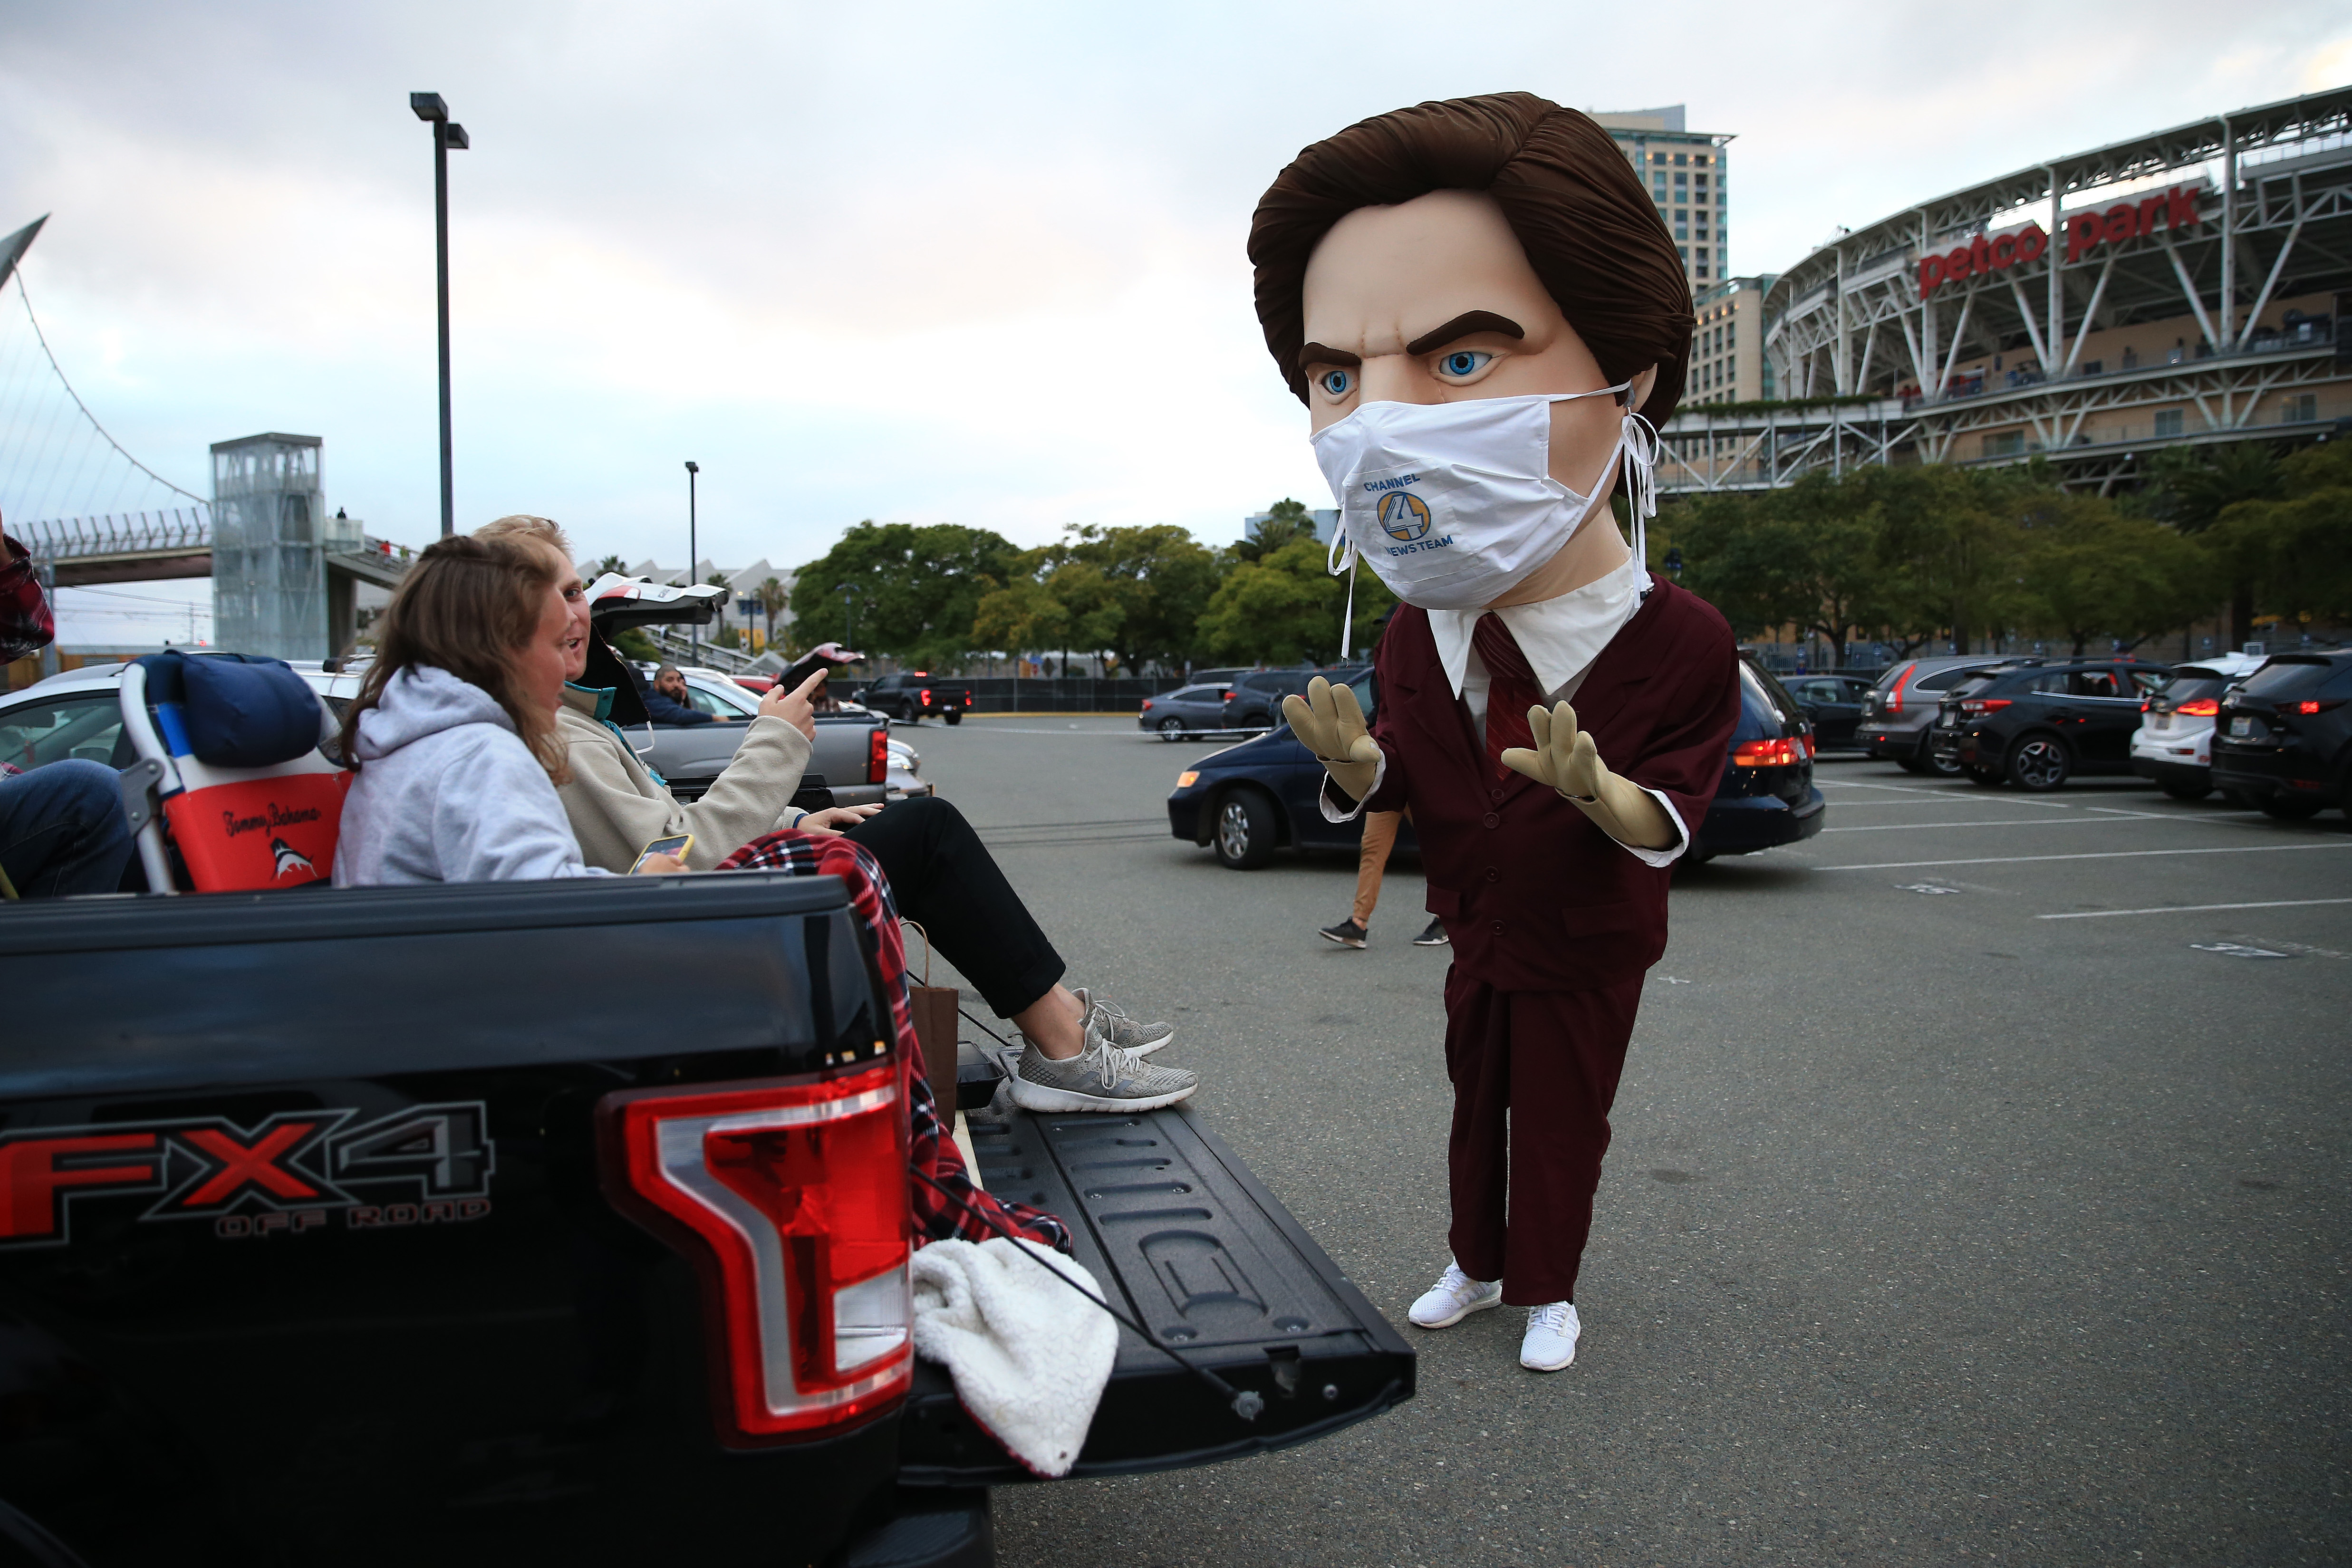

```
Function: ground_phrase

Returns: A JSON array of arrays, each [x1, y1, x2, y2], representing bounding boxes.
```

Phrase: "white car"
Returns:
[[2130, 652, 2269, 800]]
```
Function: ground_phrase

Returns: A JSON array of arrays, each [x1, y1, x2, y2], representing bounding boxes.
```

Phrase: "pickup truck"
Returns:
[[652, 673, 891, 810], [0, 874, 1413, 1566], [854, 673, 970, 726]]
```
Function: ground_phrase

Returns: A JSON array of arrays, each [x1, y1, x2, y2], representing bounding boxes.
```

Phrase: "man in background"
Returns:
[[0, 518, 134, 898]]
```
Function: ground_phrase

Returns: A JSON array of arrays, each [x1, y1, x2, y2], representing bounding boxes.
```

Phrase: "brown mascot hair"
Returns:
[[1249, 92, 1693, 427]]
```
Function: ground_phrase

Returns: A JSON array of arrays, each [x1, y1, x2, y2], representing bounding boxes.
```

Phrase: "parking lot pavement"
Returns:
[[904, 720, 2352, 1566]]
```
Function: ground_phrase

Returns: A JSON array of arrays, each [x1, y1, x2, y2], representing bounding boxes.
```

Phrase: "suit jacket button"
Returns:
[[1490, 920, 1505, 935], [1481, 811, 1500, 829], [1485, 866, 1499, 882], [1489, 787, 1504, 803]]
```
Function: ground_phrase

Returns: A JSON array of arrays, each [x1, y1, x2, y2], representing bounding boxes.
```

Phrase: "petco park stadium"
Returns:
[[1659, 85, 2352, 494]]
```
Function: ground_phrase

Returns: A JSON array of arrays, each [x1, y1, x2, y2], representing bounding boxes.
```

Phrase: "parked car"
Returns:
[[1219, 668, 1337, 732], [1166, 655, 1822, 869], [640, 671, 889, 808], [1782, 673, 1874, 750], [1858, 655, 2011, 773], [2128, 651, 2270, 800], [1137, 683, 1234, 740], [856, 672, 969, 725], [1929, 658, 2171, 790], [2211, 649, 2352, 818]]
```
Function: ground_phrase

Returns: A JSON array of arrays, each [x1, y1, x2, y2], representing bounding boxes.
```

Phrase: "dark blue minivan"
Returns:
[[1165, 656, 1823, 868]]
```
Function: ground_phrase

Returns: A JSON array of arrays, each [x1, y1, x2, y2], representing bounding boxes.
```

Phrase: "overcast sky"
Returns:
[[4, 0, 2347, 642]]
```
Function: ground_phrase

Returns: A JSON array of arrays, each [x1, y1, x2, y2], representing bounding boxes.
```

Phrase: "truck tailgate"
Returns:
[[897, 1104, 1413, 1483]]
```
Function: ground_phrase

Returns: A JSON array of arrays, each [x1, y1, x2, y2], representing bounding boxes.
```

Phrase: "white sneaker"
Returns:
[[1519, 1301, 1580, 1371], [1407, 1261, 1503, 1328]]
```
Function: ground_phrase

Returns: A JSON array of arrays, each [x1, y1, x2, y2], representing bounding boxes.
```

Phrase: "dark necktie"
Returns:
[[1472, 613, 1543, 781]]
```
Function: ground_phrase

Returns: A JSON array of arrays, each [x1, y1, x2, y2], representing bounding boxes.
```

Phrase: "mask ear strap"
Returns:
[[1338, 551, 1359, 662], [1619, 409, 1659, 577], [1327, 524, 1355, 578]]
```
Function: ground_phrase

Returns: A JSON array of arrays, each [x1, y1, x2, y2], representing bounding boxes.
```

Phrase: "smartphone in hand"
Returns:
[[631, 831, 694, 873]]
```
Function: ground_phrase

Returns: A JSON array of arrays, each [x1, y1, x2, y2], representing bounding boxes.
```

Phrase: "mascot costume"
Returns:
[[1257, 93, 1740, 1371]]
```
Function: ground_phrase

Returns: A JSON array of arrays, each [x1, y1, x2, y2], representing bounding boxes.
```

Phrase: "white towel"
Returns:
[[910, 1237, 1118, 1478]]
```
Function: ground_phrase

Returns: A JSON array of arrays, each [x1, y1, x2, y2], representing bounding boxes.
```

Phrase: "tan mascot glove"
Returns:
[[1282, 677, 1381, 802], [1499, 701, 1678, 852]]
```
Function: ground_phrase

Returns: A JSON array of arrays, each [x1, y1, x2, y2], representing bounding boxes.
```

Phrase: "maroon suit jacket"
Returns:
[[1356, 580, 1740, 992]]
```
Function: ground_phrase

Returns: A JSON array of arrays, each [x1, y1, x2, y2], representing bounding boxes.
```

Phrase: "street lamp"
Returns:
[[684, 461, 699, 663], [409, 93, 469, 537], [841, 583, 862, 645]]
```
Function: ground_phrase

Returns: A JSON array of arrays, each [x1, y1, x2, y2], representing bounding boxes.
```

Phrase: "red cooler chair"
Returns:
[[117, 652, 350, 894]]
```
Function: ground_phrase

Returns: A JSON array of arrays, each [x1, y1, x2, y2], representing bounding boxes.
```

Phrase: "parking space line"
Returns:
[[1824, 815, 2198, 834], [1818, 842, 2352, 871], [2037, 897, 2352, 920]]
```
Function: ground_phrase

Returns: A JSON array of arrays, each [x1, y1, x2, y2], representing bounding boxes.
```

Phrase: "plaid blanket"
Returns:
[[715, 829, 1072, 1254]]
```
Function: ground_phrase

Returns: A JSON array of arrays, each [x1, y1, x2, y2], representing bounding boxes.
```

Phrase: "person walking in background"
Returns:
[[1318, 808, 1448, 948], [0, 515, 135, 899]]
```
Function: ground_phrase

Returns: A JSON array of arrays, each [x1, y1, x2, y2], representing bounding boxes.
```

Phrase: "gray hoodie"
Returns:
[[333, 665, 612, 886]]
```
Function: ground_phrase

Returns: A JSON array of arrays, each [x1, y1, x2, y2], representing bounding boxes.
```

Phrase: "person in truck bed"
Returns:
[[333, 534, 683, 885], [476, 515, 1197, 1114]]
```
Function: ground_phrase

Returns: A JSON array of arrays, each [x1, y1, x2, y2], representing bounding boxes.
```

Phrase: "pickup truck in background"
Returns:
[[855, 673, 970, 726], [0, 875, 1413, 1566], [651, 672, 891, 809]]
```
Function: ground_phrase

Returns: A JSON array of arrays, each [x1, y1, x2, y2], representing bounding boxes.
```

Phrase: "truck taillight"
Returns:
[[870, 726, 889, 784], [597, 1068, 913, 1446], [919, 688, 932, 708]]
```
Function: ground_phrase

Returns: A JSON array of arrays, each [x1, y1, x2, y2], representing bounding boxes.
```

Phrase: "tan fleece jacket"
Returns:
[[554, 685, 810, 871]]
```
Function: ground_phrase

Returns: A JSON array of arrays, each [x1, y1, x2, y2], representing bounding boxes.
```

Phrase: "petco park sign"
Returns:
[[1918, 183, 2204, 299]]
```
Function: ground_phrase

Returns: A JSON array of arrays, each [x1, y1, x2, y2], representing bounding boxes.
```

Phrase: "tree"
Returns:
[[2015, 491, 2206, 654], [1232, 498, 1321, 564], [2138, 443, 2286, 646], [1196, 536, 1355, 665], [595, 553, 627, 578], [1051, 524, 1223, 672], [2209, 442, 2352, 634], [971, 570, 1070, 666], [757, 576, 788, 650], [788, 521, 1023, 668]]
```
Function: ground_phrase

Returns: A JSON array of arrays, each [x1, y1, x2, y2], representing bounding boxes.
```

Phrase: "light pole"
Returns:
[[841, 583, 861, 646], [410, 93, 468, 537], [684, 461, 700, 663]]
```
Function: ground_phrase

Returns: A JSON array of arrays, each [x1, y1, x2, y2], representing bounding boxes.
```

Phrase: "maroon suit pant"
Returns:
[[1442, 970, 1645, 1306]]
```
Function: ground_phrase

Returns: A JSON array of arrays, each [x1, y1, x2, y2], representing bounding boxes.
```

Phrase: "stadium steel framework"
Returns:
[[1658, 85, 2352, 496]]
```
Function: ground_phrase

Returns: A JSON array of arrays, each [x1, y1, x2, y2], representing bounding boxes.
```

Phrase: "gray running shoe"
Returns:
[[1007, 1028, 1197, 1113], [1073, 986, 1175, 1056]]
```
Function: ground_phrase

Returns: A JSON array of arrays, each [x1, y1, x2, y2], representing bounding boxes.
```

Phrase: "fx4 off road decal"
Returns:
[[0, 1103, 494, 1247]]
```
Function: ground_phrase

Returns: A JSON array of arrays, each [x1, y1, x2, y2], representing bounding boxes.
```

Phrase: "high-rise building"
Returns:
[[1590, 105, 1734, 288], [1687, 273, 1779, 406]]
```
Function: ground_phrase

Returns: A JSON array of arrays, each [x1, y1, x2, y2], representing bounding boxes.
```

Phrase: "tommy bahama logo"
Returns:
[[222, 801, 323, 839]]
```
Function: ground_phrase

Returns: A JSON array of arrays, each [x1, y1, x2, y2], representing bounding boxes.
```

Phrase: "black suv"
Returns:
[[1219, 668, 1338, 731], [1931, 659, 2171, 790], [2212, 650, 2352, 819]]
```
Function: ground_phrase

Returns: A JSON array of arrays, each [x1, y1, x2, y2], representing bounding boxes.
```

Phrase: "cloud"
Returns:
[[1, 0, 2342, 583]]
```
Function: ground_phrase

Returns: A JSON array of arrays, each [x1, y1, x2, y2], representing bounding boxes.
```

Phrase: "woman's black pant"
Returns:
[[843, 795, 1065, 1019]]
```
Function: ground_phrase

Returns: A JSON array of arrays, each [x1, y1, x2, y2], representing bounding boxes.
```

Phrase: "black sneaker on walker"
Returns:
[[1412, 916, 1450, 946], [1319, 918, 1369, 948], [1073, 986, 1174, 1056], [1007, 1022, 1198, 1113]]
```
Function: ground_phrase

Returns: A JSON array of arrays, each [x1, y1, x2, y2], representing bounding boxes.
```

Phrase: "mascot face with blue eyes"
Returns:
[[1248, 94, 1694, 613]]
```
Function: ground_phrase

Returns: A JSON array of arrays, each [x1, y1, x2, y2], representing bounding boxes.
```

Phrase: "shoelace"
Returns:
[[1528, 1301, 1574, 1334], [1090, 1041, 1147, 1090]]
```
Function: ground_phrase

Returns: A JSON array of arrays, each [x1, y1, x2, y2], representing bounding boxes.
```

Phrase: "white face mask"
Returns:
[[1311, 388, 1659, 615]]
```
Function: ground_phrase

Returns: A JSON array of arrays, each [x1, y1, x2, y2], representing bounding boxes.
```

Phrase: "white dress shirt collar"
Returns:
[[1427, 553, 1650, 700]]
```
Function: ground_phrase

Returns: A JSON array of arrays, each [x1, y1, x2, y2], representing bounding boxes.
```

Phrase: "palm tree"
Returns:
[[758, 577, 789, 651], [596, 553, 626, 578]]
